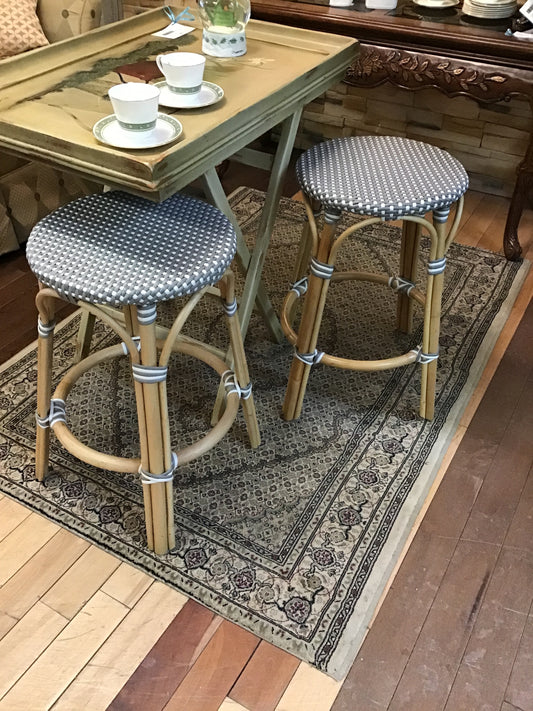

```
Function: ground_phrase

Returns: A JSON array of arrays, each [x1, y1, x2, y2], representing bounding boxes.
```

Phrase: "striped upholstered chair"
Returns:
[[281, 135, 469, 421]]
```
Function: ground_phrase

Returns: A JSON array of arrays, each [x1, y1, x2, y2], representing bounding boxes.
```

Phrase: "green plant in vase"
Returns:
[[198, 0, 251, 57]]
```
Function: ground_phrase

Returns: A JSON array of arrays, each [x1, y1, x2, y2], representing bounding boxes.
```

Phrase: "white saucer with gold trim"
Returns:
[[93, 113, 183, 149], [155, 81, 224, 109]]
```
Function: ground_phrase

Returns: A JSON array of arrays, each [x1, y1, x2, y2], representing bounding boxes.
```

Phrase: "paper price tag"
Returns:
[[520, 0, 533, 21], [153, 6, 196, 38], [152, 23, 195, 39]]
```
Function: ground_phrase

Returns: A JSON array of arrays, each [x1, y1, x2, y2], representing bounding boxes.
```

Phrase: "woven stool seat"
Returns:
[[296, 135, 469, 220], [26, 191, 236, 307]]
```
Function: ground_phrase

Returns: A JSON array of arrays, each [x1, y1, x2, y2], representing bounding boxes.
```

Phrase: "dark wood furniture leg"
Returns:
[[504, 129, 533, 261]]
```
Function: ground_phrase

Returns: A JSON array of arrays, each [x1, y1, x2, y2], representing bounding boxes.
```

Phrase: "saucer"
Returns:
[[93, 113, 183, 149], [155, 81, 224, 109]]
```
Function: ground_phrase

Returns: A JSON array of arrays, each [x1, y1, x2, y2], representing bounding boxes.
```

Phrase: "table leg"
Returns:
[[201, 168, 281, 343], [202, 108, 304, 342], [74, 310, 96, 362]]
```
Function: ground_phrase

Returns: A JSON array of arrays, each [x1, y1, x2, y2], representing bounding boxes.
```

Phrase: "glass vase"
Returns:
[[197, 0, 251, 57]]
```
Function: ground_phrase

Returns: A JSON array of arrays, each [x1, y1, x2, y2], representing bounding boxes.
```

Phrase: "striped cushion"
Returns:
[[296, 136, 469, 220], [26, 191, 236, 306]]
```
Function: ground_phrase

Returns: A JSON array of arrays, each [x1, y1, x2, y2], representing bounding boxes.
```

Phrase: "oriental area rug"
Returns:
[[0, 188, 528, 679]]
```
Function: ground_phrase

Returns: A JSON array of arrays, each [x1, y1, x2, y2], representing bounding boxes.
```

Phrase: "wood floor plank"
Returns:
[[477, 196, 510, 254], [455, 190, 486, 240], [41, 545, 121, 619], [0, 512, 60, 586], [51, 582, 187, 711], [332, 528, 457, 711], [0, 591, 128, 710], [443, 546, 533, 711], [0, 602, 67, 700], [419, 435, 490, 539], [504, 461, 533, 554], [504, 613, 533, 711], [0, 528, 89, 639], [230, 641, 300, 711], [0, 497, 32, 541], [387, 539, 500, 711], [108, 600, 222, 711], [219, 699, 250, 711], [454, 194, 503, 247], [502, 702, 524, 711], [162, 620, 260, 711], [100, 562, 154, 608], [461, 377, 533, 546], [274, 663, 342, 711]]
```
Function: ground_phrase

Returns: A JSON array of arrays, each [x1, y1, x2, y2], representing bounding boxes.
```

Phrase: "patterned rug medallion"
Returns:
[[0, 188, 528, 678]]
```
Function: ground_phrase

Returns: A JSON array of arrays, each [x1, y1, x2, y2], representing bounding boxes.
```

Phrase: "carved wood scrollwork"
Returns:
[[345, 45, 533, 104]]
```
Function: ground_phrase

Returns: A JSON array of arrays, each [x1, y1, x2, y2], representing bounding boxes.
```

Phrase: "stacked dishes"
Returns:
[[462, 0, 517, 18]]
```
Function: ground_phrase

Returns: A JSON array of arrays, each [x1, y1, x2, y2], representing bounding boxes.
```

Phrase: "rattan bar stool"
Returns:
[[281, 135, 469, 422], [27, 190, 260, 555]]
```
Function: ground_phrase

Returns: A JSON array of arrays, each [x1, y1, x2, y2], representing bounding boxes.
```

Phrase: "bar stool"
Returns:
[[26, 190, 260, 555], [281, 135, 469, 421]]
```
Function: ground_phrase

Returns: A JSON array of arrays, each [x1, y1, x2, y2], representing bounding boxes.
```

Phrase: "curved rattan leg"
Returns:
[[134, 304, 175, 555], [419, 216, 449, 420], [397, 220, 422, 334], [220, 271, 260, 448], [292, 198, 321, 283], [282, 218, 338, 421], [35, 288, 58, 481]]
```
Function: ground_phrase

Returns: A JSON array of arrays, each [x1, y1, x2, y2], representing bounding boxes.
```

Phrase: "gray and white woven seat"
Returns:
[[296, 135, 469, 220], [26, 191, 236, 306], [28, 190, 259, 556], [282, 135, 469, 422]]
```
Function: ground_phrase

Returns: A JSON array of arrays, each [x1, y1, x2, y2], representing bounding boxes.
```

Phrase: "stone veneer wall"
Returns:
[[122, 0, 530, 197], [299, 82, 531, 197]]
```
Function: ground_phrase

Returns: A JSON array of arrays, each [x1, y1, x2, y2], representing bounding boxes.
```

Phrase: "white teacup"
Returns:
[[156, 52, 206, 96], [108, 82, 160, 132]]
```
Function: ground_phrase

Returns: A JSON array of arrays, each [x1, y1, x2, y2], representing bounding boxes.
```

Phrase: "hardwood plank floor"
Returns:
[[0, 161, 532, 710]]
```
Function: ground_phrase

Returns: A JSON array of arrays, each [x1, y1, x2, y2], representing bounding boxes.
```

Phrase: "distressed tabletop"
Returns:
[[0, 8, 358, 200]]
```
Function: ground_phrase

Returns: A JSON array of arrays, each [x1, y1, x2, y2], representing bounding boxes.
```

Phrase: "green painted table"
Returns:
[[0, 7, 358, 341]]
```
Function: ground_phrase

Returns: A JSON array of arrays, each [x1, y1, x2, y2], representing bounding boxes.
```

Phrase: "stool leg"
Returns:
[[397, 220, 421, 334], [135, 305, 175, 555], [419, 219, 448, 420], [220, 272, 260, 448], [283, 218, 337, 421], [292, 199, 321, 283], [35, 290, 57, 481]]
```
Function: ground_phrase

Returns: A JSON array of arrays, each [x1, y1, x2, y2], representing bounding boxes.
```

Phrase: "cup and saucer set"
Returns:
[[93, 52, 224, 150]]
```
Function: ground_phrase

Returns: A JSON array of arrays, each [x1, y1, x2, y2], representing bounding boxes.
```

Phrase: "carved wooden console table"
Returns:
[[251, 0, 533, 260]]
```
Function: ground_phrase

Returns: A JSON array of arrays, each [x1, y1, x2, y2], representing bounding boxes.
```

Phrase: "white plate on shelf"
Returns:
[[93, 113, 183, 149], [413, 0, 460, 7], [155, 81, 224, 109]]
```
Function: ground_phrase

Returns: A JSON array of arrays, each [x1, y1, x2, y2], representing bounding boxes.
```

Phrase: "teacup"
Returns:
[[156, 52, 206, 95], [108, 82, 160, 132]]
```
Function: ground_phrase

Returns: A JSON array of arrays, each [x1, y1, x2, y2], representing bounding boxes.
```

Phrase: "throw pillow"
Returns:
[[0, 0, 49, 59]]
